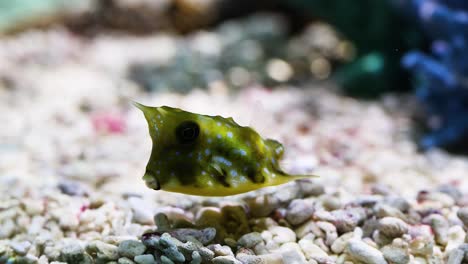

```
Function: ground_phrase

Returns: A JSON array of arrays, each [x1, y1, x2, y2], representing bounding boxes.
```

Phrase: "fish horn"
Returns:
[[132, 101, 151, 112]]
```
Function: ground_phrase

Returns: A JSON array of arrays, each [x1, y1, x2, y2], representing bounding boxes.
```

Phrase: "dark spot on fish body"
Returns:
[[217, 169, 230, 187], [265, 139, 284, 159], [209, 163, 230, 187], [246, 167, 265, 183]]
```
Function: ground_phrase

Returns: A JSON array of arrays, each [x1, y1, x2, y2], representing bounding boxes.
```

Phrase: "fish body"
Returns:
[[136, 103, 315, 196]]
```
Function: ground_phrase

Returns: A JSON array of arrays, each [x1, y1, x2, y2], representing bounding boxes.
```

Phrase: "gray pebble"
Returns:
[[88, 241, 119, 260], [163, 246, 185, 263], [362, 218, 380, 238], [160, 255, 175, 264], [118, 240, 147, 258], [355, 195, 382, 207], [274, 184, 301, 204], [424, 214, 449, 246], [198, 247, 215, 262], [456, 244, 468, 261], [190, 251, 202, 264], [244, 194, 279, 217], [10, 241, 31, 256], [134, 254, 156, 264], [118, 257, 136, 264], [436, 184, 462, 201], [457, 207, 468, 228], [159, 233, 183, 249], [371, 184, 393, 196], [154, 213, 171, 231], [224, 238, 238, 249], [375, 204, 406, 220], [238, 232, 263, 248], [212, 255, 242, 264], [321, 195, 342, 211], [381, 245, 409, 264], [12, 255, 39, 264], [383, 196, 410, 213], [331, 208, 367, 233], [57, 180, 88, 196], [141, 234, 160, 248], [178, 240, 201, 256], [170, 227, 216, 245], [447, 248, 464, 264], [346, 239, 387, 264], [298, 180, 325, 197], [199, 228, 217, 245], [286, 199, 315, 225], [0, 257, 8, 264], [373, 231, 393, 247], [378, 217, 408, 238], [59, 241, 89, 263]]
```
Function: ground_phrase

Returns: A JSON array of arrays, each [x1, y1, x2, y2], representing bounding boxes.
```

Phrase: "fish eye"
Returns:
[[176, 121, 200, 144]]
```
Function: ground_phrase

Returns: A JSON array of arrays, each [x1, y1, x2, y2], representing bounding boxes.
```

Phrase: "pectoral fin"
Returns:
[[265, 139, 284, 158]]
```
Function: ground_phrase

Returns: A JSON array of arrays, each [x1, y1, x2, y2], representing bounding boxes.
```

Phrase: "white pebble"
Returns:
[[346, 239, 387, 264], [298, 238, 328, 260], [445, 225, 466, 254], [277, 242, 307, 264], [269, 226, 296, 244], [331, 232, 354, 254]]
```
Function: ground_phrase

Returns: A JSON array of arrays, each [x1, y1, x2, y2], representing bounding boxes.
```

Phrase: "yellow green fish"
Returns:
[[135, 102, 316, 196]]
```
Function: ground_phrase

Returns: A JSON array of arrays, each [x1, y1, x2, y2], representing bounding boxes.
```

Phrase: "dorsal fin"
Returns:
[[265, 138, 284, 158]]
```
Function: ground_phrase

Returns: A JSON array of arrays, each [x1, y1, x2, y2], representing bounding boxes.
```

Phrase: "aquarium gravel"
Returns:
[[1, 28, 468, 264]]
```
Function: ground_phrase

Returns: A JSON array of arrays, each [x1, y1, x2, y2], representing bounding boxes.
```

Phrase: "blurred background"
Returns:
[[1, 0, 467, 151], [1, 1, 468, 263]]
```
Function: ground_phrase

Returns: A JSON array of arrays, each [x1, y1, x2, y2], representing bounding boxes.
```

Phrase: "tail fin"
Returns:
[[286, 172, 320, 179], [266, 172, 319, 189]]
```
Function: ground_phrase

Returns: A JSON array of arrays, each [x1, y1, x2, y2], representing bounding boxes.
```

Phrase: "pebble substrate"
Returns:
[[1, 28, 468, 264]]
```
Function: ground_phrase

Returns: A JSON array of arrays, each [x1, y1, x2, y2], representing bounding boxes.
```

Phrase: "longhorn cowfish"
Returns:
[[135, 103, 316, 196]]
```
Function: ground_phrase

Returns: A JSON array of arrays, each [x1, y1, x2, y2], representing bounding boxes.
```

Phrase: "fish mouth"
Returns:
[[142, 169, 160, 190]]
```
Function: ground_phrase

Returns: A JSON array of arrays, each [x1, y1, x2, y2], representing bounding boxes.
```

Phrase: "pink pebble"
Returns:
[[76, 204, 89, 220], [92, 112, 126, 134], [80, 204, 89, 213], [408, 224, 433, 238]]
